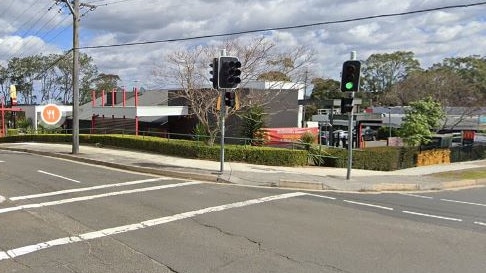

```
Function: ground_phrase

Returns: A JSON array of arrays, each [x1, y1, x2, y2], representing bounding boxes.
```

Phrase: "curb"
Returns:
[[2, 146, 485, 192], [0, 147, 220, 183], [370, 183, 420, 191], [439, 179, 486, 189], [278, 180, 330, 190]]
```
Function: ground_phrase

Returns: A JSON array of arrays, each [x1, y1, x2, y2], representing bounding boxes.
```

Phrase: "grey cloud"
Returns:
[[0, 0, 484, 85]]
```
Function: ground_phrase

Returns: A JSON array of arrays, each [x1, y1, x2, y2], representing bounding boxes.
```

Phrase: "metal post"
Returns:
[[388, 107, 392, 139], [346, 94, 354, 180], [219, 89, 225, 173], [329, 105, 334, 146]]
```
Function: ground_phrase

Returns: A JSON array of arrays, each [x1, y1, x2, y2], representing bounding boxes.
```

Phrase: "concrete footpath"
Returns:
[[1, 142, 486, 192]]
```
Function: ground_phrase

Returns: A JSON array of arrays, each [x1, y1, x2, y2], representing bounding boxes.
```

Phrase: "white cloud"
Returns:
[[0, 0, 485, 86]]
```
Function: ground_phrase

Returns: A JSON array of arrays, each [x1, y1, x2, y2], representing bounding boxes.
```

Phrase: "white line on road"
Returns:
[[402, 210, 463, 222], [440, 198, 486, 207], [10, 177, 169, 201], [343, 200, 394, 211], [399, 193, 433, 199], [305, 193, 337, 200], [400, 193, 486, 208], [37, 170, 81, 183], [474, 221, 486, 227], [0, 192, 307, 261], [0, 181, 202, 215]]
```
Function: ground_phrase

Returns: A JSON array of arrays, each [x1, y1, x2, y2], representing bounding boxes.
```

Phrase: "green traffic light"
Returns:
[[345, 82, 354, 90]]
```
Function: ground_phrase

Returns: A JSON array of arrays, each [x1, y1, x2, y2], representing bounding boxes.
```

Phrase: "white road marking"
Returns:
[[10, 177, 169, 201], [0, 192, 307, 261], [343, 200, 394, 211], [440, 198, 486, 207], [0, 196, 5, 203], [305, 193, 337, 200], [0, 181, 202, 214], [400, 193, 433, 199], [0, 160, 5, 163], [402, 211, 463, 222], [474, 221, 486, 227], [37, 170, 81, 183]]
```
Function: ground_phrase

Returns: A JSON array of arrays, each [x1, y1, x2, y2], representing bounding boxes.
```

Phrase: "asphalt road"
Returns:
[[325, 188, 486, 232], [1, 151, 485, 273]]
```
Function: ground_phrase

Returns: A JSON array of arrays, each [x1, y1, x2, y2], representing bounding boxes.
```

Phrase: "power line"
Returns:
[[88, 0, 136, 5], [1, 2, 60, 60], [81, 1, 486, 50], [0, 1, 52, 58], [16, 12, 70, 59], [32, 50, 73, 81], [0, 0, 15, 18]]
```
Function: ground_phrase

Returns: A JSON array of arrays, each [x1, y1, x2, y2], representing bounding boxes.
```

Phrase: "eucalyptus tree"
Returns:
[[55, 51, 98, 104], [361, 51, 421, 105], [431, 55, 486, 98]]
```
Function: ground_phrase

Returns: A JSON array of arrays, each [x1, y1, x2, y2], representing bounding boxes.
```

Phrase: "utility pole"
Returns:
[[302, 70, 308, 128], [58, 0, 96, 154]]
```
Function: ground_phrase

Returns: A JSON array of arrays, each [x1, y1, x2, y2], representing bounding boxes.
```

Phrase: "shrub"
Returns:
[[0, 134, 308, 166]]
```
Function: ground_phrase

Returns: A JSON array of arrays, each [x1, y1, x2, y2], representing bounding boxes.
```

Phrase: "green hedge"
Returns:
[[309, 146, 417, 171], [5, 133, 481, 170], [0, 134, 308, 167]]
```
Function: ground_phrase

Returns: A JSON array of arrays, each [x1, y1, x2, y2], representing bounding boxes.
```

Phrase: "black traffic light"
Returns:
[[209, 58, 219, 89], [340, 60, 361, 92], [224, 91, 236, 107], [218, 56, 241, 89], [341, 98, 354, 114]]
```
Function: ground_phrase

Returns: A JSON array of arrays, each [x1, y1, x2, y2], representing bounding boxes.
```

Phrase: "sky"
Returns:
[[0, 0, 485, 91]]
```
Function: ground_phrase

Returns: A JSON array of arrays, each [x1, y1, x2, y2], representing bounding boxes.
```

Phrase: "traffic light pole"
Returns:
[[219, 50, 226, 173], [219, 87, 225, 173], [346, 51, 357, 180], [214, 50, 241, 174], [346, 92, 354, 180]]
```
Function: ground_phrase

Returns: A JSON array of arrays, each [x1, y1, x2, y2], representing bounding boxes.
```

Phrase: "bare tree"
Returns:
[[152, 37, 315, 144]]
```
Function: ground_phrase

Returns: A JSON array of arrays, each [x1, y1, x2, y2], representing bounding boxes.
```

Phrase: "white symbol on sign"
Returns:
[[47, 110, 55, 119]]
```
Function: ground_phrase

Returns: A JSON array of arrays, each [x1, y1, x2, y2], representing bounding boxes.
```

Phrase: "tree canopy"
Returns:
[[361, 51, 421, 94], [399, 97, 445, 146], [0, 52, 100, 105]]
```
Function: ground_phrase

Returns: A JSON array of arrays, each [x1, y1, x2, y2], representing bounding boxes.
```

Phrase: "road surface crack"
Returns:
[[196, 220, 353, 272]]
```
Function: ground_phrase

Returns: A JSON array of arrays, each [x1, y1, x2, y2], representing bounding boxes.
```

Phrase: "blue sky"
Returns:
[[0, 0, 485, 90]]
